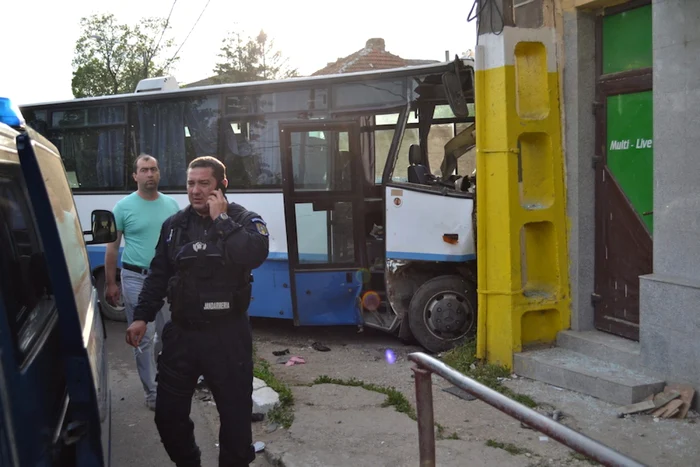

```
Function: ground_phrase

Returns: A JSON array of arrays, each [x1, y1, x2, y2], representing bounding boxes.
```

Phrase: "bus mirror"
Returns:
[[85, 210, 117, 245], [442, 71, 469, 118]]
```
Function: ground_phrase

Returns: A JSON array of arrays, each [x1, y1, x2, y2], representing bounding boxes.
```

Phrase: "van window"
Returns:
[[37, 148, 92, 324], [0, 169, 56, 363]]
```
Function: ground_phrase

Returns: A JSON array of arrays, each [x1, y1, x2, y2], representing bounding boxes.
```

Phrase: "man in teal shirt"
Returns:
[[105, 154, 180, 411]]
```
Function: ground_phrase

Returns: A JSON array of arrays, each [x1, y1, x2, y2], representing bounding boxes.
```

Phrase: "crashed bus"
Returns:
[[19, 58, 477, 352]]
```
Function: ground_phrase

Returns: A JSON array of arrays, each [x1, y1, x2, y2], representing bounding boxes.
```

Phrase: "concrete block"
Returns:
[[253, 387, 280, 415], [513, 348, 665, 406], [253, 377, 267, 391], [557, 330, 641, 371]]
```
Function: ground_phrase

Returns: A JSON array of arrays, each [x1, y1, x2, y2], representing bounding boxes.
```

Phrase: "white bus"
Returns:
[[19, 58, 478, 352]]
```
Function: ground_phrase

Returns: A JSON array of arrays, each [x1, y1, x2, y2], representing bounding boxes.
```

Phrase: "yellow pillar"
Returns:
[[475, 27, 570, 367]]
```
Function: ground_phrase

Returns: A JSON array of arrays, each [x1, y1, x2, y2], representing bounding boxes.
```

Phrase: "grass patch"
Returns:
[[486, 439, 531, 456], [313, 375, 454, 440], [313, 375, 416, 419], [569, 452, 600, 465], [253, 357, 294, 428], [441, 339, 537, 408]]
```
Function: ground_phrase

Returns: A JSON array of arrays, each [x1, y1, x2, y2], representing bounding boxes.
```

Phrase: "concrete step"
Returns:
[[513, 347, 665, 406], [557, 330, 642, 371]]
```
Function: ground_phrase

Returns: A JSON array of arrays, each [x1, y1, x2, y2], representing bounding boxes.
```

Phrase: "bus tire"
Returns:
[[408, 275, 477, 353], [96, 270, 126, 322]]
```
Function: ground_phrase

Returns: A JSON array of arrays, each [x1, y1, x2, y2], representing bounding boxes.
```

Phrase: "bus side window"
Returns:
[[0, 172, 55, 362]]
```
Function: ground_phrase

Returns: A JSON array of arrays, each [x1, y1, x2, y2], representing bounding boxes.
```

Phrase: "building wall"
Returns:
[[561, 0, 700, 392], [639, 0, 700, 389], [562, 7, 597, 332]]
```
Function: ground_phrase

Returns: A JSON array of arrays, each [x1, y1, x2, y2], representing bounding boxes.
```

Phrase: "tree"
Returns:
[[71, 13, 179, 98], [212, 29, 298, 84]]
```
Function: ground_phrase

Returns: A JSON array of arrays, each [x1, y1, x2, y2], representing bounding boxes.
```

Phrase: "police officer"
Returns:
[[125, 156, 269, 467]]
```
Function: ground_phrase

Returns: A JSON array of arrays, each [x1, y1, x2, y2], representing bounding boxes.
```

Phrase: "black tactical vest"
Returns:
[[165, 210, 252, 322]]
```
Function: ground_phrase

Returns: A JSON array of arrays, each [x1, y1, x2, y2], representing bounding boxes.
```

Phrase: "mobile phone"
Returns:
[[217, 179, 227, 195]]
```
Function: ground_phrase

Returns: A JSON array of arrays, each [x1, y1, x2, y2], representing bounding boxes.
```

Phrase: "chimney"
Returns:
[[366, 38, 385, 51]]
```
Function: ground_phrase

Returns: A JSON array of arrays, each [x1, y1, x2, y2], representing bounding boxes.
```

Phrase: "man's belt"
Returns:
[[122, 262, 149, 275]]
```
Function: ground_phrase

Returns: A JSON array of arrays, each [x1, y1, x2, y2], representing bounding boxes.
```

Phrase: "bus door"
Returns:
[[279, 121, 366, 326]]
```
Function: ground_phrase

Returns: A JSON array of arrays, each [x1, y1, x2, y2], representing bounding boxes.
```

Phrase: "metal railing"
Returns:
[[408, 352, 646, 467]]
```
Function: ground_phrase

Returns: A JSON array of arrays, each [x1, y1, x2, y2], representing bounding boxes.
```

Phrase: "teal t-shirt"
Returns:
[[113, 192, 180, 269]]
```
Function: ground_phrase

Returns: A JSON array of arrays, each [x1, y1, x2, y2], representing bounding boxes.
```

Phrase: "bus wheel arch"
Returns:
[[407, 274, 477, 353], [385, 260, 432, 342], [94, 267, 126, 322]]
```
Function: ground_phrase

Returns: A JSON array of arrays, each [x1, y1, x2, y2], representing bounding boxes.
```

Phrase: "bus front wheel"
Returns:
[[408, 275, 477, 353], [96, 270, 126, 322]]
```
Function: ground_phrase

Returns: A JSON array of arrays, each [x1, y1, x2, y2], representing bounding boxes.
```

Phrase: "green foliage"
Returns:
[[441, 339, 538, 408], [212, 29, 298, 84], [253, 357, 294, 428], [313, 375, 416, 419], [486, 439, 532, 456], [71, 13, 179, 98]]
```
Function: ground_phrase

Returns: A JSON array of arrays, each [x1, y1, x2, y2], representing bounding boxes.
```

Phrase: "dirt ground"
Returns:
[[242, 317, 700, 467]]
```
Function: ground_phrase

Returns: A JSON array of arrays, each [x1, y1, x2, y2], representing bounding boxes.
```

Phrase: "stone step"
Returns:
[[513, 347, 665, 406], [557, 330, 642, 371]]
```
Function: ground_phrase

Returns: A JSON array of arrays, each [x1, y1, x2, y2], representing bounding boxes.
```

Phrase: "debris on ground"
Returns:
[[312, 342, 331, 352], [442, 385, 477, 401], [272, 349, 290, 356], [284, 356, 306, 366], [252, 377, 281, 415], [617, 383, 695, 419]]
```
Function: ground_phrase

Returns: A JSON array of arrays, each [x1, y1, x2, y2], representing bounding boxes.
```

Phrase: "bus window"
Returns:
[[390, 128, 420, 183], [223, 116, 283, 189], [332, 79, 407, 110], [427, 123, 457, 175], [257, 88, 328, 113], [23, 109, 49, 137], [131, 95, 219, 190], [48, 105, 126, 191], [289, 130, 353, 191]]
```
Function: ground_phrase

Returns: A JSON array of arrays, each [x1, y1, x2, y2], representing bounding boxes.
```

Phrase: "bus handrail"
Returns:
[[407, 352, 646, 467]]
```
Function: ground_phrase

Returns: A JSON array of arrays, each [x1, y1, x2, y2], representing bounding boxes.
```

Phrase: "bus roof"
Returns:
[[20, 59, 474, 108]]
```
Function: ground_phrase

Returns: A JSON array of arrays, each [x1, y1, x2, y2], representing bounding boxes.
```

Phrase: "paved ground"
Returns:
[[247, 318, 700, 467], [106, 319, 272, 466], [107, 316, 700, 466]]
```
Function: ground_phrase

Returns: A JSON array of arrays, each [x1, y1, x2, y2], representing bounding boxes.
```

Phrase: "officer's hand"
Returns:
[[207, 189, 227, 220], [126, 320, 147, 348], [106, 282, 120, 306]]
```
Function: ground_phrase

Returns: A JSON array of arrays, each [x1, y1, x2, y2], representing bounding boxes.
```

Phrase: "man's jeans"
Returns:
[[121, 268, 171, 403]]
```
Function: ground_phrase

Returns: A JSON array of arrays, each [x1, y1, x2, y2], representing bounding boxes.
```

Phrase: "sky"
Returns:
[[2, 0, 477, 106]]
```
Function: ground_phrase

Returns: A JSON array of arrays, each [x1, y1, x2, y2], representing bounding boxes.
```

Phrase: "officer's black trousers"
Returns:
[[155, 314, 255, 467]]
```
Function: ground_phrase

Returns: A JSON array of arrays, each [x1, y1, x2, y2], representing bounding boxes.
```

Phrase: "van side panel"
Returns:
[[0, 136, 68, 465]]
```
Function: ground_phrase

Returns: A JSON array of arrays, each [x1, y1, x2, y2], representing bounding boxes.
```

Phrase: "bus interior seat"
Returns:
[[407, 144, 429, 184]]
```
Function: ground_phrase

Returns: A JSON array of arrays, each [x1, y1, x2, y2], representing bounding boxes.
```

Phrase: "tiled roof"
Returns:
[[182, 38, 440, 87], [312, 38, 439, 76]]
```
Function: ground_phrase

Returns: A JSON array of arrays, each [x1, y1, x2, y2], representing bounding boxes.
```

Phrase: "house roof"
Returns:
[[311, 38, 439, 76], [180, 38, 440, 88], [182, 76, 217, 88]]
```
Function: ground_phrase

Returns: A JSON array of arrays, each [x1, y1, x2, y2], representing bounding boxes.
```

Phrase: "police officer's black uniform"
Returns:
[[133, 200, 269, 467]]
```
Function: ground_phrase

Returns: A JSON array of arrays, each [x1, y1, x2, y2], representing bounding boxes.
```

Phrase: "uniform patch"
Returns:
[[251, 218, 269, 236]]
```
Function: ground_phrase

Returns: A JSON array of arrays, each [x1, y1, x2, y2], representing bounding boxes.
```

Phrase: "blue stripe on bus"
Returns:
[[385, 251, 476, 262], [84, 246, 472, 326], [86, 246, 476, 268]]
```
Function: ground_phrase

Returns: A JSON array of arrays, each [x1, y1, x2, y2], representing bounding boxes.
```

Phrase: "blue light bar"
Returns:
[[0, 97, 26, 128]]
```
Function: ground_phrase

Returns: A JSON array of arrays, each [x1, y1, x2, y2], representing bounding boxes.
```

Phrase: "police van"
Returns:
[[0, 97, 113, 465]]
